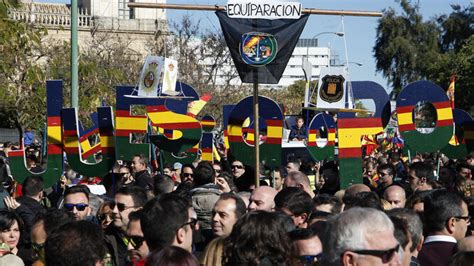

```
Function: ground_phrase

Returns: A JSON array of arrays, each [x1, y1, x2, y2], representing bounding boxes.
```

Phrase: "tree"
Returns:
[[426, 36, 474, 113], [437, 4, 474, 53], [0, 0, 48, 131], [374, 1, 474, 115], [373, 0, 439, 93]]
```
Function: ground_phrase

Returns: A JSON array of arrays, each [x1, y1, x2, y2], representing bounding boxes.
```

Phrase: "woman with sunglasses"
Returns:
[[118, 165, 135, 188], [97, 201, 114, 229], [0, 210, 31, 264]]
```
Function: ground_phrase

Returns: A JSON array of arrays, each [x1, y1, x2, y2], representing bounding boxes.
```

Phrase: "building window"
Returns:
[[118, 0, 135, 19]]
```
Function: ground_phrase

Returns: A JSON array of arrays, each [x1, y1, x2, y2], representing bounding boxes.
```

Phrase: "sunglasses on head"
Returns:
[[64, 203, 88, 212], [128, 235, 145, 249], [231, 165, 244, 169], [349, 244, 399, 263]]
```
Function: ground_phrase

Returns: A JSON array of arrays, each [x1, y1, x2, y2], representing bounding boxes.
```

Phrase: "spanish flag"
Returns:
[[187, 94, 212, 118], [447, 75, 459, 145], [447, 75, 456, 109], [361, 135, 378, 155]]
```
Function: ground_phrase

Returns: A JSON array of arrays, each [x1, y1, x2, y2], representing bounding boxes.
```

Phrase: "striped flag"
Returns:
[[447, 75, 459, 145], [447, 75, 456, 109]]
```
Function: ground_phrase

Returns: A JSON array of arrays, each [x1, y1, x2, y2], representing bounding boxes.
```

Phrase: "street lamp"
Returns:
[[312, 31, 345, 40], [306, 32, 344, 59], [303, 31, 344, 108], [333, 61, 363, 67]]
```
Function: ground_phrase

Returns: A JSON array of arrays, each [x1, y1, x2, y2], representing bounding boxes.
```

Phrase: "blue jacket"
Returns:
[[289, 125, 308, 140]]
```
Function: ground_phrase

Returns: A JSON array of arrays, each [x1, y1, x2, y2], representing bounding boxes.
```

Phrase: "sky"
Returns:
[[38, 0, 471, 92]]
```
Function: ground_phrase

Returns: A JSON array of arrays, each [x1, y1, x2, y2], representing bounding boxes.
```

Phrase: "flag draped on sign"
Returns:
[[216, 11, 309, 84]]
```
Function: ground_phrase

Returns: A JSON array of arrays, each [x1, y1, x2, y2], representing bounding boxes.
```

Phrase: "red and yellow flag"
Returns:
[[447, 75, 459, 145], [447, 75, 456, 109]]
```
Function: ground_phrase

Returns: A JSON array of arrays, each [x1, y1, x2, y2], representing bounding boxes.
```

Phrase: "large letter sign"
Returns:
[[338, 81, 390, 187], [7, 79, 473, 190], [62, 107, 116, 177], [227, 96, 283, 168], [307, 113, 336, 161], [9, 80, 64, 187], [397, 81, 453, 152]]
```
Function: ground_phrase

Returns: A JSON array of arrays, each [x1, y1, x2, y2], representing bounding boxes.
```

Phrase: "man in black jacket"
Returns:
[[131, 154, 153, 191], [17, 175, 46, 219], [106, 186, 148, 266]]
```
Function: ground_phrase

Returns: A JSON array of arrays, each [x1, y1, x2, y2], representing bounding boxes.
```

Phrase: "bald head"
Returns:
[[344, 184, 370, 198], [458, 236, 474, 252], [383, 185, 406, 208], [284, 171, 315, 198], [248, 186, 277, 212], [284, 171, 311, 189]]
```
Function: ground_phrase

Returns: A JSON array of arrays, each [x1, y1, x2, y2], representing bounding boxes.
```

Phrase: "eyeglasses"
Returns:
[[348, 244, 399, 263], [180, 218, 198, 230], [183, 173, 193, 178], [455, 215, 471, 223], [231, 165, 244, 169], [128, 235, 145, 249], [113, 202, 138, 212], [64, 203, 88, 212], [214, 169, 221, 173], [299, 254, 323, 265]]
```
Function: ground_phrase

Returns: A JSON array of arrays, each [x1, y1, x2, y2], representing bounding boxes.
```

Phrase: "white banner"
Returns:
[[138, 55, 164, 97], [226, 0, 302, 20], [162, 58, 179, 96], [316, 66, 348, 109]]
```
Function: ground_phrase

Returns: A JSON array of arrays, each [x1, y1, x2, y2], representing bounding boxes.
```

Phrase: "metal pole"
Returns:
[[71, 0, 79, 108], [341, 16, 354, 110], [128, 3, 383, 17], [253, 81, 260, 188]]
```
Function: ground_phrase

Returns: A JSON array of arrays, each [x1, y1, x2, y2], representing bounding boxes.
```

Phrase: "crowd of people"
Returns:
[[0, 137, 473, 266]]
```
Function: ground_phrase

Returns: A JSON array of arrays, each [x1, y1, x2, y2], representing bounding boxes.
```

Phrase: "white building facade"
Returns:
[[279, 38, 331, 87], [10, 0, 169, 55]]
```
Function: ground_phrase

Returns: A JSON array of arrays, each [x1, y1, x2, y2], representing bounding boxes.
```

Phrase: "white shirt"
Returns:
[[424, 235, 457, 244]]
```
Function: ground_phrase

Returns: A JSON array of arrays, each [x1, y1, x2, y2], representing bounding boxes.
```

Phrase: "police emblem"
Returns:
[[319, 75, 345, 103], [240, 32, 278, 66]]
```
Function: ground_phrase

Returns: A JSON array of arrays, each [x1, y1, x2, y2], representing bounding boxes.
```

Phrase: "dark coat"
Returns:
[[418, 241, 456, 266], [134, 170, 153, 191]]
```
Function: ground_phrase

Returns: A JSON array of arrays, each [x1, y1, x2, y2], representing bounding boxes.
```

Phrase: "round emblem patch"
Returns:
[[240, 32, 278, 66], [140, 63, 159, 94]]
